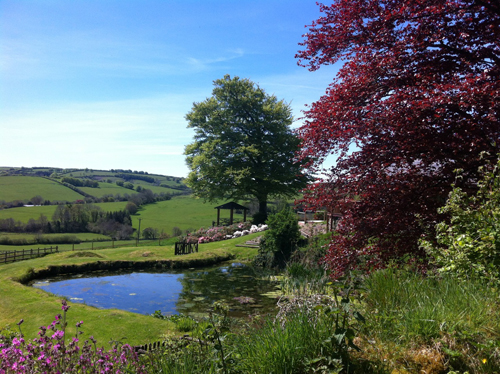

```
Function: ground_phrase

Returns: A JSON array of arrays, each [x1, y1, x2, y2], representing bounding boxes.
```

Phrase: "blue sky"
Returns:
[[1, 0, 338, 177]]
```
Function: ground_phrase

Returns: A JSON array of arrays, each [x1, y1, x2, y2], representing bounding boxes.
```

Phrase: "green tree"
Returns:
[[142, 227, 158, 240], [184, 75, 310, 222]]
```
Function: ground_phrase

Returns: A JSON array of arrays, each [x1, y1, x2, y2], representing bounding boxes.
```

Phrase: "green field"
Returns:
[[0, 176, 83, 202], [130, 196, 248, 234], [0, 202, 128, 223], [79, 182, 139, 198]]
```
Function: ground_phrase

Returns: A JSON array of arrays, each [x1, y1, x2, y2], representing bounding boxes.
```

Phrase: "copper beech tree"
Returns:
[[296, 0, 500, 278]]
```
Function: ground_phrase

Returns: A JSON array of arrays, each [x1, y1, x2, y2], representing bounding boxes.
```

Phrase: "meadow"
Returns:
[[0, 176, 82, 202], [0, 201, 129, 224], [130, 196, 247, 234]]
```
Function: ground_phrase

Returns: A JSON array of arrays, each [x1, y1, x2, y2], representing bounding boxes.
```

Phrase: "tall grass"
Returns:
[[363, 268, 500, 343], [234, 309, 338, 373]]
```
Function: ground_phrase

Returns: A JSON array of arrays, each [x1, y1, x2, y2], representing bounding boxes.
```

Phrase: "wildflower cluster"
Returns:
[[181, 222, 268, 244], [0, 301, 145, 373]]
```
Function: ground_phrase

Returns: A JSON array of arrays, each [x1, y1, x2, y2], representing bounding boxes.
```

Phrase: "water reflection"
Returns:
[[31, 263, 280, 317]]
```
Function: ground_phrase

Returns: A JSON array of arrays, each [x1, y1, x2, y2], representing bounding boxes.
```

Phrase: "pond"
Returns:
[[31, 263, 282, 318]]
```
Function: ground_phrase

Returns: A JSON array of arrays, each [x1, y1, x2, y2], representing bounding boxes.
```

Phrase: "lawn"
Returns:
[[0, 176, 82, 202], [0, 233, 260, 348]]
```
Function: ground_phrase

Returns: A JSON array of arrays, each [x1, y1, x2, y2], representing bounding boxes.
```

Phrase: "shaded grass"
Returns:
[[0, 233, 260, 347]]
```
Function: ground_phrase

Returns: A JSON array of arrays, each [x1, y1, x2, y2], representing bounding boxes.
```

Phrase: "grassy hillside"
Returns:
[[78, 182, 139, 198], [130, 196, 247, 235], [0, 167, 188, 203], [0, 202, 128, 223], [0, 176, 83, 202]]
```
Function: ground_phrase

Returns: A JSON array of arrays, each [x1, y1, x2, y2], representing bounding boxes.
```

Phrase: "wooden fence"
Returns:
[[134, 340, 167, 353], [0, 246, 59, 264], [174, 242, 198, 255]]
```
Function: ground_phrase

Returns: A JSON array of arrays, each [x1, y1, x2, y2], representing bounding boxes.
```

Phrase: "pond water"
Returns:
[[31, 263, 281, 318]]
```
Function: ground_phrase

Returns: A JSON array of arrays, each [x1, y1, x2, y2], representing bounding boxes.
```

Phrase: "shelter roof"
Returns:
[[214, 202, 249, 210]]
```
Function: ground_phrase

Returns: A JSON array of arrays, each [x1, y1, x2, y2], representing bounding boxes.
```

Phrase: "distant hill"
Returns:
[[0, 167, 189, 206]]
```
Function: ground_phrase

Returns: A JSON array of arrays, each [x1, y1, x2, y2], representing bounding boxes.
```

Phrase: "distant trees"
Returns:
[[115, 173, 155, 184], [142, 227, 158, 240], [125, 202, 139, 215], [30, 196, 43, 206], [61, 177, 98, 188]]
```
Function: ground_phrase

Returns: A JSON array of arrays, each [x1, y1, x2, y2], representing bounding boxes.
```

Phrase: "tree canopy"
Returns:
[[184, 75, 309, 221], [296, 0, 500, 278]]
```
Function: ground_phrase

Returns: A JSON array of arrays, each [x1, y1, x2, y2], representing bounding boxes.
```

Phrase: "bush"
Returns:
[[171, 226, 182, 237], [420, 156, 500, 282], [259, 207, 301, 268]]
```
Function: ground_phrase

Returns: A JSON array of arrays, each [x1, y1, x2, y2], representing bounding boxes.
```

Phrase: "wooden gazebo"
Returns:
[[214, 202, 249, 226]]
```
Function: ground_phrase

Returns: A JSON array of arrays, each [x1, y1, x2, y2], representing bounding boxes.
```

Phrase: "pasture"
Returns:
[[130, 196, 248, 234], [79, 182, 139, 198], [0, 201, 128, 224], [0, 176, 83, 202]]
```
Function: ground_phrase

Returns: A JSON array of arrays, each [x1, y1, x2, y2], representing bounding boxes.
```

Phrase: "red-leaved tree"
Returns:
[[296, 0, 500, 278]]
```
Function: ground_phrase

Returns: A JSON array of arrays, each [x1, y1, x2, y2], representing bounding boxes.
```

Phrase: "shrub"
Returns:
[[259, 207, 301, 268], [172, 226, 182, 237], [420, 156, 500, 282]]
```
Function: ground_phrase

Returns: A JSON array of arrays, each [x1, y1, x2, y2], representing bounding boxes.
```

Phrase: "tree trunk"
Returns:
[[255, 197, 268, 224]]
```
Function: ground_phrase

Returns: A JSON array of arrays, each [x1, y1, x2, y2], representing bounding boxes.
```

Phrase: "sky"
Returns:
[[0, 0, 339, 177]]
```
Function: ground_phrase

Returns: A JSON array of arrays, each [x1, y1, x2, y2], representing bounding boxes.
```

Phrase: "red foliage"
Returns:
[[296, 0, 500, 278]]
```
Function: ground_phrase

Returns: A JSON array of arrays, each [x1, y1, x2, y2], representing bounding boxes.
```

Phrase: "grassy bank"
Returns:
[[0, 233, 260, 348]]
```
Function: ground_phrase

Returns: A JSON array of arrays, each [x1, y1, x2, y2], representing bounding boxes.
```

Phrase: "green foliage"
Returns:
[[124, 202, 138, 215], [61, 177, 98, 188], [141, 227, 158, 240], [259, 206, 300, 267], [420, 157, 500, 282], [184, 75, 310, 218]]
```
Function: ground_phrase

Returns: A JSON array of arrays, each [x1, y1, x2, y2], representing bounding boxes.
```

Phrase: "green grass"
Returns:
[[0, 202, 128, 224], [0, 232, 110, 241], [362, 268, 500, 343], [0, 176, 83, 202], [79, 182, 139, 198], [130, 196, 247, 234], [0, 233, 261, 348], [79, 182, 182, 198]]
